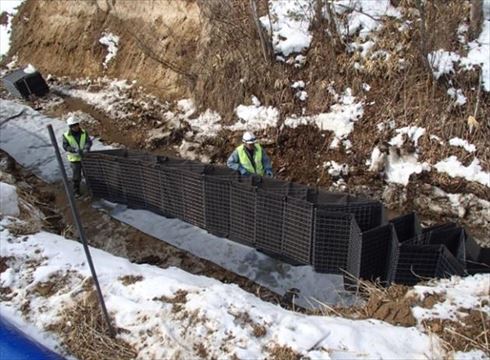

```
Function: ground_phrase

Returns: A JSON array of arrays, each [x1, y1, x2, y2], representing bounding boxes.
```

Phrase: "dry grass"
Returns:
[[311, 277, 490, 354], [423, 309, 490, 354], [268, 345, 302, 360], [119, 275, 143, 286], [310, 277, 417, 326], [49, 291, 137, 360], [229, 310, 268, 338], [193, 343, 209, 358]]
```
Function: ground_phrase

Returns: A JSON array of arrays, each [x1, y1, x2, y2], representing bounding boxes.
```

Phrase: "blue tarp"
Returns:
[[0, 316, 64, 360]]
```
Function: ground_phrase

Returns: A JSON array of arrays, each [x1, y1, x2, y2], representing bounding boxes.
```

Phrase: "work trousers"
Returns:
[[71, 161, 82, 194]]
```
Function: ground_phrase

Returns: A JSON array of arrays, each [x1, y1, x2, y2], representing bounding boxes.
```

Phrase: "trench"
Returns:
[[0, 150, 282, 306]]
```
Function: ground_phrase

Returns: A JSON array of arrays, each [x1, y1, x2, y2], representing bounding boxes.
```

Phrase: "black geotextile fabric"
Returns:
[[82, 150, 487, 286]]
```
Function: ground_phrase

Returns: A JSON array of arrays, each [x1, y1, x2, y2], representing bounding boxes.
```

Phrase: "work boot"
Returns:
[[73, 183, 81, 198]]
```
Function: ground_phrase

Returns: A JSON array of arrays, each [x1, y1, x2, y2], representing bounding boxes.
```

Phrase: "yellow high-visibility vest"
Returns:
[[63, 131, 87, 162], [237, 144, 264, 176]]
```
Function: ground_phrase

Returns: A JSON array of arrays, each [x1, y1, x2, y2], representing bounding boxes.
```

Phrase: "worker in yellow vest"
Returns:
[[227, 131, 273, 177], [62, 115, 92, 196]]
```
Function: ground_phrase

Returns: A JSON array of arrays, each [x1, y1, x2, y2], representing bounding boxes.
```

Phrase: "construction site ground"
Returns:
[[2, 80, 487, 246], [1, 149, 489, 357], [0, 150, 281, 306]]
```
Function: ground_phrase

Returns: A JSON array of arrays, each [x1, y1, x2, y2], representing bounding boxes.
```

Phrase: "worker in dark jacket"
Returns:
[[227, 131, 273, 177], [62, 115, 92, 196]]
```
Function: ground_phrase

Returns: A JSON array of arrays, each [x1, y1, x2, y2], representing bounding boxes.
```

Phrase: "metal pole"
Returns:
[[47, 125, 115, 338]]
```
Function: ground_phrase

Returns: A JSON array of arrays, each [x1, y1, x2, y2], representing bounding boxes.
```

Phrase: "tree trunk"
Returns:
[[415, 0, 430, 70], [250, 0, 271, 64], [470, 0, 483, 41]]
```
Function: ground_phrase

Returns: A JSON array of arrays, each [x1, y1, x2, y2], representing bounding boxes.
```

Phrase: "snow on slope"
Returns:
[[335, 0, 401, 38], [261, 0, 313, 56], [429, 1, 490, 91], [231, 96, 280, 132], [284, 88, 363, 148], [55, 79, 136, 119], [435, 156, 490, 187], [0, 212, 447, 359], [99, 32, 120, 68], [410, 275, 490, 323], [0, 0, 25, 58], [0, 181, 20, 216]]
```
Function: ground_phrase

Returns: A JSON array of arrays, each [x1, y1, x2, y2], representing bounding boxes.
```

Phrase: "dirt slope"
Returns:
[[9, 0, 202, 99]]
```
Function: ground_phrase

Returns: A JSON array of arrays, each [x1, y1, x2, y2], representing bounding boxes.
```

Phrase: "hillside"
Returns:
[[1, 0, 489, 243]]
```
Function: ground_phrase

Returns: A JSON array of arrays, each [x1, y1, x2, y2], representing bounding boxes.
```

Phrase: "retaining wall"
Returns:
[[82, 150, 489, 285]]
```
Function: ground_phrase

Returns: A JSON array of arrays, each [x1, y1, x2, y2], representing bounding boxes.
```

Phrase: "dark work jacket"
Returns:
[[62, 129, 93, 153]]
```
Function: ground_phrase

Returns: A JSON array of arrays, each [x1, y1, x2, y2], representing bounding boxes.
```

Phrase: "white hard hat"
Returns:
[[66, 115, 80, 126], [242, 131, 256, 144]]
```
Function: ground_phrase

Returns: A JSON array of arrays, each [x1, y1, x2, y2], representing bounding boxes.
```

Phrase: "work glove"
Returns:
[[66, 146, 77, 154], [265, 170, 273, 177]]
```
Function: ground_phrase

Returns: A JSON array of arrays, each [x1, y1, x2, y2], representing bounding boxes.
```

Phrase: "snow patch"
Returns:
[[410, 274, 490, 322], [427, 50, 460, 79], [56, 79, 134, 119], [366, 146, 386, 172], [449, 137, 476, 153], [447, 88, 467, 106], [324, 161, 349, 177], [261, 0, 312, 56], [186, 109, 222, 139], [23, 63, 37, 74], [460, 2, 490, 91], [291, 80, 305, 89], [284, 88, 363, 148], [0, 181, 19, 216], [389, 126, 426, 147], [434, 156, 490, 187], [385, 149, 430, 186], [428, 4, 490, 91], [231, 98, 280, 132], [99, 32, 120, 68], [335, 0, 401, 38], [177, 98, 196, 118]]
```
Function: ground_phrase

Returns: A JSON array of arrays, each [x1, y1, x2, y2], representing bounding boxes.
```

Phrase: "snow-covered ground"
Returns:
[[2, 183, 488, 358], [410, 275, 490, 323], [0, 202, 449, 359]]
